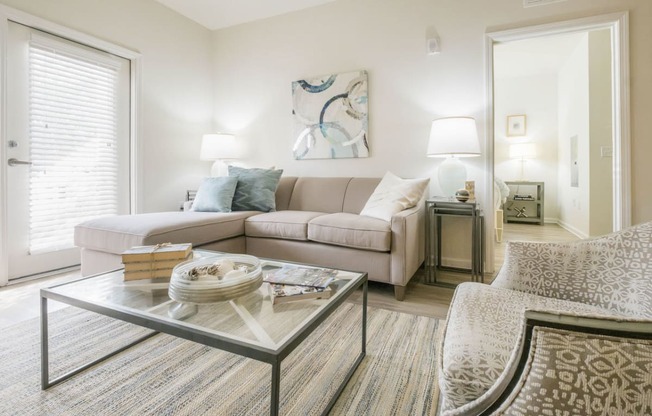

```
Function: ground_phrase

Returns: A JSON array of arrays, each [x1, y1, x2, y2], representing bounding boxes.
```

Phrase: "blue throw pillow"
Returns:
[[190, 177, 238, 212], [229, 166, 283, 212]]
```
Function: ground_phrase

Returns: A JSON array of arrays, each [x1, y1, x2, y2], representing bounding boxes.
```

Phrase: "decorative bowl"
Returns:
[[168, 254, 262, 304]]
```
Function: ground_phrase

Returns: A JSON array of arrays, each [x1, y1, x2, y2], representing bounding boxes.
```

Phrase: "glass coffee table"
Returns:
[[40, 251, 367, 416]]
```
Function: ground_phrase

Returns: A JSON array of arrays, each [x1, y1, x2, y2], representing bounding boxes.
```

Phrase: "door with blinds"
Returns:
[[6, 22, 130, 280]]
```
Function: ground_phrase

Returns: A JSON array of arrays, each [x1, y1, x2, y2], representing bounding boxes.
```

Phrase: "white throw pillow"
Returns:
[[360, 172, 430, 222]]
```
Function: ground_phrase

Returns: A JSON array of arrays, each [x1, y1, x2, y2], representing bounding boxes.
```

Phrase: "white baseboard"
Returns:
[[557, 220, 588, 239]]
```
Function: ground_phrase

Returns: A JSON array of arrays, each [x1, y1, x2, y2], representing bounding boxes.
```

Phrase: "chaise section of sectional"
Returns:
[[74, 210, 259, 276]]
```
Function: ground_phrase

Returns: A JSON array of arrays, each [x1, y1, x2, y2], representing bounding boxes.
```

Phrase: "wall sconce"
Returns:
[[199, 133, 242, 176], [427, 117, 481, 196], [427, 36, 441, 55]]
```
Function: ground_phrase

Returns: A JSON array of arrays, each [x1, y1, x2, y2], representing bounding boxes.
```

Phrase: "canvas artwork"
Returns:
[[292, 70, 368, 159]]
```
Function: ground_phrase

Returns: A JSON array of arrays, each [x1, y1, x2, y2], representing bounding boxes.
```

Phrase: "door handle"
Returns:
[[7, 158, 32, 167]]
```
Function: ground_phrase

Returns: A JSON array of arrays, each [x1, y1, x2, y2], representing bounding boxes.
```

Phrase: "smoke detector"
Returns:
[[523, 0, 567, 7]]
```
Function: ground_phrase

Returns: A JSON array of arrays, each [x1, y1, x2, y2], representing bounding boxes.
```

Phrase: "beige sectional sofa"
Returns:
[[74, 176, 426, 300]]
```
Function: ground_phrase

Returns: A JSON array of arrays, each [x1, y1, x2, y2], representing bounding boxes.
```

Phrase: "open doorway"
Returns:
[[484, 13, 631, 276]]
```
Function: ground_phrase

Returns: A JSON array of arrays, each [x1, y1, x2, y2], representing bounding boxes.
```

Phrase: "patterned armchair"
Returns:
[[437, 221, 652, 415]]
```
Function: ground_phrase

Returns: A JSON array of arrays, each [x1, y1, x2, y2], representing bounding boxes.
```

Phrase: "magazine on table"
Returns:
[[268, 283, 332, 305], [263, 266, 337, 289]]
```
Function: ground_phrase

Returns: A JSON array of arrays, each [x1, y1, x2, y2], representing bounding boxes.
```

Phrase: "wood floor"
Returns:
[[0, 222, 581, 328]]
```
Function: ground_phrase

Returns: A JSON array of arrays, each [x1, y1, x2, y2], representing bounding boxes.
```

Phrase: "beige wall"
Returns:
[[211, 0, 652, 225], [588, 29, 614, 236], [0, 0, 215, 213]]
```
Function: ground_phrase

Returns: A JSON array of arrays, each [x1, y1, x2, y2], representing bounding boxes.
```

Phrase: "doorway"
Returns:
[[0, 7, 140, 285], [484, 13, 631, 274]]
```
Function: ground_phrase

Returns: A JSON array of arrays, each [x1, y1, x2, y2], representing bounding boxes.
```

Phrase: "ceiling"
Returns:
[[155, 0, 337, 31], [493, 32, 587, 79]]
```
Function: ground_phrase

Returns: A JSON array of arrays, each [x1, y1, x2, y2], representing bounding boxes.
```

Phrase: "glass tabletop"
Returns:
[[43, 251, 366, 354]]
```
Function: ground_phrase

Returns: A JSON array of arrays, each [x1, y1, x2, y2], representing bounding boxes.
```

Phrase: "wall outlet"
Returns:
[[601, 146, 613, 158]]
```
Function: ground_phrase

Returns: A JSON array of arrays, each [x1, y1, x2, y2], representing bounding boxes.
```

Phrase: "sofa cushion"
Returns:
[[190, 176, 238, 212], [228, 166, 283, 212], [360, 172, 429, 222], [307, 213, 391, 252], [74, 211, 257, 255], [439, 282, 620, 414], [287, 177, 352, 213], [245, 211, 326, 241]]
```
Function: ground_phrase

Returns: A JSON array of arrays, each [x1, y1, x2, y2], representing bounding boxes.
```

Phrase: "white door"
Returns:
[[5, 22, 131, 280]]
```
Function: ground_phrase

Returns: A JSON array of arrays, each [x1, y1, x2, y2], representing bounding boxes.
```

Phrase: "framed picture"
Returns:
[[291, 70, 369, 160], [506, 114, 526, 137]]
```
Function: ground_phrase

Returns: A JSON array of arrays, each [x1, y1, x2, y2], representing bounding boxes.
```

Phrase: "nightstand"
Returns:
[[504, 181, 544, 225], [424, 197, 484, 287]]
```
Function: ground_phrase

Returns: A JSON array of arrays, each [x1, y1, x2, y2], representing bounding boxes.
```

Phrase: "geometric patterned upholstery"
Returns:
[[492, 221, 652, 318], [438, 221, 652, 415], [438, 283, 616, 414], [493, 325, 652, 415]]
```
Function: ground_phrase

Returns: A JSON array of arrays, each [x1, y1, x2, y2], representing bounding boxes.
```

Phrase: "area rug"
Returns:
[[0, 304, 440, 415]]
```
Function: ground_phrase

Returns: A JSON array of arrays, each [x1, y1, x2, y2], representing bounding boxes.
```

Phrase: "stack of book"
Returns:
[[264, 266, 337, 305], [121, 243, 192, 281]]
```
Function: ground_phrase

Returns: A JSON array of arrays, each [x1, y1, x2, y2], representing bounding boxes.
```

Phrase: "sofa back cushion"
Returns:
[[287, 177, 352, 213], [342, 178, 382, 214], [275, 177, 298, 211], [279, 177, 381, 214]]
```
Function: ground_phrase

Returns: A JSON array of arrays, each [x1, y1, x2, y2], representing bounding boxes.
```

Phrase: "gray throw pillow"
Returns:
[[229, 166, 283, 212], [190, 176, 238, 212]]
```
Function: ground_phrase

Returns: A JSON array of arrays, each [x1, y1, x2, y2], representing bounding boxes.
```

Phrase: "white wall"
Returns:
[[3, 0, 651, 225], [0, 0, 214, 213], [210, 0, 488, 200], [558, 34, 590, 237], [210, 0, 652, 227], [494, 73, 560, 222]]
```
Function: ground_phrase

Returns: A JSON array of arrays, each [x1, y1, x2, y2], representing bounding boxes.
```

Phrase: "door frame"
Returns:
[[0, 5, 142, 285], [483, 12, 631, 273]]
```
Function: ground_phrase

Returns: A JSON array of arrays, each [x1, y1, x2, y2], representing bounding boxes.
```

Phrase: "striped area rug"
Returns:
[[0, 304, 440, 415]]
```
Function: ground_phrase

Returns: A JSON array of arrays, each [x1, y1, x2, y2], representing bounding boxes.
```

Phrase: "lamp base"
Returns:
[[210, 160, 231, 177], [438, 157, 467, 197]]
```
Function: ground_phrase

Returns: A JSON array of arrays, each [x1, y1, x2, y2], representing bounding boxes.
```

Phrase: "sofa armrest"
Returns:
[[482, 311, 652, 415], [389, 202, 425, 289]]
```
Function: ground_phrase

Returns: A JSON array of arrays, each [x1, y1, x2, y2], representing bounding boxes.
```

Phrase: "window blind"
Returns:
[[28, 39, 120, 254]]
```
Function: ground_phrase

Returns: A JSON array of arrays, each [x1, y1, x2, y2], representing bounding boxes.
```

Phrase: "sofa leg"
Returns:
[[394, 285, 406, 301]]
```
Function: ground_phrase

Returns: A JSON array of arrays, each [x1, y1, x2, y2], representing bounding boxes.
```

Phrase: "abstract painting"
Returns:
[[292, 70, 368, 159]]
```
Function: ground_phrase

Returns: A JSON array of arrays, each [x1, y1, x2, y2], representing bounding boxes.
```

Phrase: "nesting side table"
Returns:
[[424, 198, 484, 287]]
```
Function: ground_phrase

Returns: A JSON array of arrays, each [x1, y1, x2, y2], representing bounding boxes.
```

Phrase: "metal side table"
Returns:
[[425, 197, 484, 287]]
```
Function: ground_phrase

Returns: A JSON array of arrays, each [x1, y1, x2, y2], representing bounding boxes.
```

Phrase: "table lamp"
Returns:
[[199, 133, 241, 176], [427, 117, 481, 196], [509, 142, 537, 180]]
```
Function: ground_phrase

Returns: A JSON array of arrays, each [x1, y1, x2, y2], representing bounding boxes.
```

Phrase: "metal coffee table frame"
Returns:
[[40, 262, 367, 416]]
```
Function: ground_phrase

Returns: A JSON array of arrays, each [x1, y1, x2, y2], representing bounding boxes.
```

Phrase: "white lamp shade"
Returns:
[[199, 133, 241, 161], [509, 143, 537, 159], [427, 117, 480, 158]]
